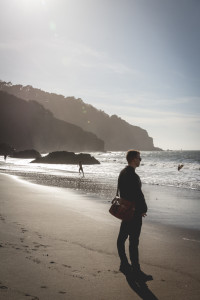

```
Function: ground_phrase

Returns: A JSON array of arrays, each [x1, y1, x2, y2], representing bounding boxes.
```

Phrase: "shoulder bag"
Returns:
[[109, 187, 135, 221]]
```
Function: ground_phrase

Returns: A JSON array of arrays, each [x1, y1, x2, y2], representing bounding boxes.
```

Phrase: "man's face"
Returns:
[[134, 154, 142, 167]]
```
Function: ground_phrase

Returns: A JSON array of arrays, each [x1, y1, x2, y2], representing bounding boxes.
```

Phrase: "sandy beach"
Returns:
[[0, 173, 200, 300]]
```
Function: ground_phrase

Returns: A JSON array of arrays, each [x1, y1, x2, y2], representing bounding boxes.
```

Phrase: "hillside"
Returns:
[[0, 91, 104, 152], [0, 81, 161, 151]]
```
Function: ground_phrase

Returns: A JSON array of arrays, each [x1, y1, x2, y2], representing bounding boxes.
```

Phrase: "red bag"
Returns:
[[109, 196, 135, 221]]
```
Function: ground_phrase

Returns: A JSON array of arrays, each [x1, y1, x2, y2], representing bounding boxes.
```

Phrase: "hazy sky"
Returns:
[[0, 0, 200, 150]]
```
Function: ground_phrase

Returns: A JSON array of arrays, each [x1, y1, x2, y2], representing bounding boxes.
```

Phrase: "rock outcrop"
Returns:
[[11, 149, 41, 159], [31, 151, 100, 164]]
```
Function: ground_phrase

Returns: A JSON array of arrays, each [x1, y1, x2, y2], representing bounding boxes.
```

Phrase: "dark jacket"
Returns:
[[118, 165, 147, 214]]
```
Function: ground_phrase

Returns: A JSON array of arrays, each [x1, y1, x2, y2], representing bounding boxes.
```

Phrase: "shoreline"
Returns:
[[0, 169, 199, 231], [0, 173, 200, 299], [3, 173, 200, 240]]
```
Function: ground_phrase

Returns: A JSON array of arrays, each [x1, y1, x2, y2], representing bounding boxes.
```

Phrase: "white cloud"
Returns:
[[123, 93, 200, 107], [44, 38, 140, 75]]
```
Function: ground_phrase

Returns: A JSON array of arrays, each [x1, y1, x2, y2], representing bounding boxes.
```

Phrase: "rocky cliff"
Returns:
[[0, 81, 161, 151], [0, 91, 104, 152]]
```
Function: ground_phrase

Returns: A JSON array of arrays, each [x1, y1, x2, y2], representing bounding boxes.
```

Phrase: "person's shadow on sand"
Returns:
[[124, 272, 159, 300]]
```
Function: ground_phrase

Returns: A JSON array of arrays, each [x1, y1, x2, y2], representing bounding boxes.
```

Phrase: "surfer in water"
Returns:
[[178, 164, 184, 171]]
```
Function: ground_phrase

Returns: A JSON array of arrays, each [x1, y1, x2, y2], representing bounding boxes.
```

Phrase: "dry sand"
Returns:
[[0, 173, 200, 300]]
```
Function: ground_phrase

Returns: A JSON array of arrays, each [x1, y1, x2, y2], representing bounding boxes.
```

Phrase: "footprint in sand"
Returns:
[[0, 215, 6, 222], [32, 258, 41, 264], [71, 270, 84, 280], [0, 285, 8, 289], [73, 275, 84, 279], [33, 243, 49, 249], [35, 232, 42, 239], [25, 295, 39, 300], [25, 256, 41, 264], [62, 264, 72, 268], [24, 293, 39, 299]]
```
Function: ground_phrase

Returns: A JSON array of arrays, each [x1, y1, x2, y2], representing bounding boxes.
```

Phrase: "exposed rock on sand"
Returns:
[[31, 151, 100, 164]]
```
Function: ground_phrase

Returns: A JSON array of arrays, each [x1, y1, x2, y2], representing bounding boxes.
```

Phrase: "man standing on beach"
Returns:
[[117, 150, 147, 278]]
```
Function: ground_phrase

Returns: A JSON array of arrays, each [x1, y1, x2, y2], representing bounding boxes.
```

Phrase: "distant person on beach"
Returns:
[[78, 161, 84, 177], [117, 150, 148, 279], [4, 154, 7, 161]]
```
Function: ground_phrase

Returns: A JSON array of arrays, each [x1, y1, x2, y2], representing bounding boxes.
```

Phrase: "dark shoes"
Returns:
[[119, 264, 153, 282], [131, 267, 153, 282]]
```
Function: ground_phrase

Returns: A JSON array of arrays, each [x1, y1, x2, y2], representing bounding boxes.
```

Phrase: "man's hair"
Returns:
[[126, 149, 140, 163]]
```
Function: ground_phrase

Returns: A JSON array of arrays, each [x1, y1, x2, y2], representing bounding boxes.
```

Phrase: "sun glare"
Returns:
[[19, 0, 46, 11]]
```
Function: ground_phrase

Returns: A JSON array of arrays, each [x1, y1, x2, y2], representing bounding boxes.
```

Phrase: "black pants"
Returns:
[[117, 215, 142, 269]]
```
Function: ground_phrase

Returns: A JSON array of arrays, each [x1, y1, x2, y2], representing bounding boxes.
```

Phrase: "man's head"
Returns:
[[126, 150, 141, 168]]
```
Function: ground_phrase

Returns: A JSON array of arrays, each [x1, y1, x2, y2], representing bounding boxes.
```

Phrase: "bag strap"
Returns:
[[116, 182, 119, 197]]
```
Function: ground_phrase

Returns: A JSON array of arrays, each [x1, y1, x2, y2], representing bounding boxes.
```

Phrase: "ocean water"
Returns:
[[0, 150, 199, 190], [0, 150, 200, 230]]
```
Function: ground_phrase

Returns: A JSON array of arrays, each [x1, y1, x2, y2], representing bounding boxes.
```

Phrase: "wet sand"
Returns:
[[0, 173, 200, 299]]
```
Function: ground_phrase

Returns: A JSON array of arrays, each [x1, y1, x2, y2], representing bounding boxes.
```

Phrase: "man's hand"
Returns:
[[142, 213, 147, 217]]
